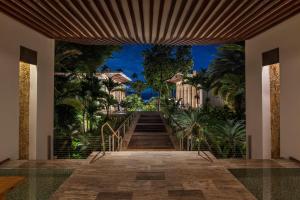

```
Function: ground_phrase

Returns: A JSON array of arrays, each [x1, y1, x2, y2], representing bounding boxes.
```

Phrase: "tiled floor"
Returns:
[[2, 152, 299, 200], [51, 151, 257, 200]]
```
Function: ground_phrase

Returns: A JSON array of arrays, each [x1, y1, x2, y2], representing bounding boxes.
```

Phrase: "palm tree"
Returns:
[[173, 108, 213, 157], [212, 120, 246, 158], [102, 77, 123, 117], [130, 80, 148, 97], [102, 77, 122, 95], [213, 74, 245, 114], [209, 44, 245, 80], [185, 68, 215, 106]]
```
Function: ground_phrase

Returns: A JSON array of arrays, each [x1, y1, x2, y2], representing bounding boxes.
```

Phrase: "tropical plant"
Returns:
[[102, 77, 123, 117], [172, 108, 213, 153], [169, 106, 245, 158], [161, 97, 181, 120], [213, 74, 245, 115], [120, 94, 144, 111], [143, 45, 193, 110], [130, 80, 148, 96], [54, 42, 122, 158], [208, 43, 245, 116], [184, 68, 216, 106], [209, 43, 245, 80], [55, 41, 120, 72], [211, 120, 246, 158], [143, 98, 157, 111]]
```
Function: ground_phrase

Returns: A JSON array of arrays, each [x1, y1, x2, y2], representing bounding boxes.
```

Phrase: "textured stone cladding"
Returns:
[[270, 64, 280, 158], [19, 62, 30, 159]]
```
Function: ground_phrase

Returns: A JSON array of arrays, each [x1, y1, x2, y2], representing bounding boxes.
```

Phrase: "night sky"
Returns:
[[104, 44, 220, 99]]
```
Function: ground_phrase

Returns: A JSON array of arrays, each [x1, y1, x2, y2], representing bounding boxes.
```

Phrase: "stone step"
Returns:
[[135, 125, 166, 131], [127, 112, 174, 150], [133, 132, 169, 135], [138, 119, 163, 123]]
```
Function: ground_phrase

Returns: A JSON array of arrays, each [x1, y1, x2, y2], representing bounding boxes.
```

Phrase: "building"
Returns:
[[167, 72, 223, 108], [95, 72, 131, 111]]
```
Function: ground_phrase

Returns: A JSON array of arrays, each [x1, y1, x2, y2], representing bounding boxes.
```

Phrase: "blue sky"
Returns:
[[104, 44, 219, 80]]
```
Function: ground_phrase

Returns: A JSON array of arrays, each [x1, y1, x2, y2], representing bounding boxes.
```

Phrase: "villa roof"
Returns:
[[167, 72, 196, 83], [1, 1, 299, 45], [167, 73, 184, 84], [102, 72, 132, 84], [55, 72, 131, 84]]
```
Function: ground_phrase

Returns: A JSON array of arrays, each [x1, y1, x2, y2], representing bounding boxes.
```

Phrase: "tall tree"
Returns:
[[102, 77, 122, 117], [54, 42, 121, 133], [209, 43, 245, 116], [209, 43, 245, 80], [130, 80, 148, 97], [55, 41, 120, 72], [185, 68, 216, 106], [143, 45, 193, 110]]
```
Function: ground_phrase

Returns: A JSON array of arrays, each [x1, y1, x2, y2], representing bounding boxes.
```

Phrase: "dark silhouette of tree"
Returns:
[[143, 45, 193, 110]]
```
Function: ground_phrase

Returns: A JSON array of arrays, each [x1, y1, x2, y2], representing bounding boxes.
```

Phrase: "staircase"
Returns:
[[127, 112, 175, 150]]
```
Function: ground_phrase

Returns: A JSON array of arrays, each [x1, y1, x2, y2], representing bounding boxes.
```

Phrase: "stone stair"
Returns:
[[127, 112, 175, 150]]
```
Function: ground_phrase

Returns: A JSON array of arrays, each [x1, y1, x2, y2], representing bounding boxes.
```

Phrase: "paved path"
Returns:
[[127, 112, 174, 150], [52, 151, 256, 200]]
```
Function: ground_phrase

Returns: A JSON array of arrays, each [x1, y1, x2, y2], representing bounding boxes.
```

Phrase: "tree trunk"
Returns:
[[82, 109, 86, 133], [158, 90, 161, 111]]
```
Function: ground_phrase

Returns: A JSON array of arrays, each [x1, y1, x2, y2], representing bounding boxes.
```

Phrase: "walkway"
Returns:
[[51, 151, 256, 200], [127, 112, 174, 150]]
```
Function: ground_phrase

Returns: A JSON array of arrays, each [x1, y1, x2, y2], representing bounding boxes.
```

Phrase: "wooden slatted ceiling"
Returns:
[[1, 0, 300, 45]]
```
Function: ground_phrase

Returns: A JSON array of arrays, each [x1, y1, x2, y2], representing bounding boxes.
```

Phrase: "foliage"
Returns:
[[213, 74, 245, 115], [54, 42, 124, 159], [129, 80, 148, 96], [161, 97, 181, 120], [55, 41, 120, 72], [143, 98, 158, 111], [211, 120, 246, 158], [169, 106, 245, 158], [209, 43, 245, 79], [184, 68, 216, 106], [209, 43, 245, 116], [121, 94, 144, 111], [143, 45, 193, 110]]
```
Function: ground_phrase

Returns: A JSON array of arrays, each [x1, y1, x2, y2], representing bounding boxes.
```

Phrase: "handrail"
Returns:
[[101, 122, 123, 154], [165, 114, 213, 162], [115, 112, 134, 131], [178, 122, 213, 162], [100, 112, 135, 155]]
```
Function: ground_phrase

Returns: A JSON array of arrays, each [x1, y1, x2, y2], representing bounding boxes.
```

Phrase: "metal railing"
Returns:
[[53, 113, 136, 160], [165, 114, 246, 159], [101, 112, 136, 154]]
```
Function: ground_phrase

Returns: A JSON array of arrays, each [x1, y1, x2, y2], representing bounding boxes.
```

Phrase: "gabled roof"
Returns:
[[1, 0, 299, 45], [55, 72, 131, 84], [167, 73, 184, 84], [104, 72, 132, 84], [167, 71, 196, 83]]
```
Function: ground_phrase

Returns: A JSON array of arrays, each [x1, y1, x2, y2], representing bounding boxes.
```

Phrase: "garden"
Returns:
[[54, 41, 246, 159]]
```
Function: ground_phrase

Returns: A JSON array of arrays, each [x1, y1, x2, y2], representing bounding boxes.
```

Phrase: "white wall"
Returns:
[[246, 13, 300, 160], [0, 13, 54, 160]]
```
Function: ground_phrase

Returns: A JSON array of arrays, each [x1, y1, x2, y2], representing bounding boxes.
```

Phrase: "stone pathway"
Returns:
[[51, 151, 257, 200]]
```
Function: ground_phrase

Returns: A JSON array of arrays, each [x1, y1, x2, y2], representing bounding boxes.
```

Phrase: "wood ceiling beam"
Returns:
[[0, 0, 299, 45]]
